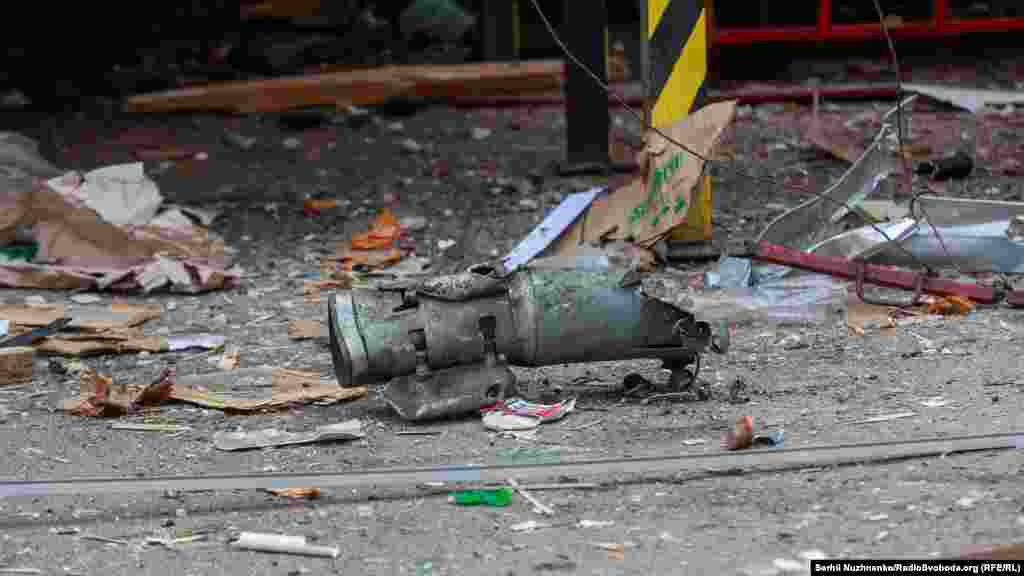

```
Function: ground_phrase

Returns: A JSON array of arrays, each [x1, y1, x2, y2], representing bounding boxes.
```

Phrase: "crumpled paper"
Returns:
[[0, 136, 238, 293]]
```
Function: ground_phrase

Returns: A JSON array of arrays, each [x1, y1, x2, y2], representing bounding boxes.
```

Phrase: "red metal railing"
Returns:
[[712, 0, 1024, 45]]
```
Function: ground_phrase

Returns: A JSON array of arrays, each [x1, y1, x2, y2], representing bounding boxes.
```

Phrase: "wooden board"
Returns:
[[124, 60, 630, 115]]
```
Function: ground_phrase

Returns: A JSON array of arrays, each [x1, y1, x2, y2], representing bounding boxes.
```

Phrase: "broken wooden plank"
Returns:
[[0, 303, 160, 331], [239, 0, 324, 20], [124, 60, 629, 115], [0, 347, 34, 385]]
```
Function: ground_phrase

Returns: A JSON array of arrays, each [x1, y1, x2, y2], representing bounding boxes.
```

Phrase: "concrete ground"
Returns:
[[1, 49, 1024, 575]]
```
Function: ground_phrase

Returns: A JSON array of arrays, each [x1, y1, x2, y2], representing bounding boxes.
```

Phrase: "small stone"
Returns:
[[519, 198, 539, 210], [956, 493, 982, 509], [401, 138, 423, 153], [516, 179, 536, 195], [437, 239, 456, 251], [283, 137, 302, 150], [399, 216, 428, 232], [1007, 216, 1024, 242], [224, 131, 256, 150], [772, 558, 805, 573], [777, 334, 808, 350], [70, 294, 102, 304], [470, 127, 492, 141]]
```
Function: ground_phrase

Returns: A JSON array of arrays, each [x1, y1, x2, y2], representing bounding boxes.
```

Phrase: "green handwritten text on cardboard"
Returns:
[[629, 151, 688, 233]]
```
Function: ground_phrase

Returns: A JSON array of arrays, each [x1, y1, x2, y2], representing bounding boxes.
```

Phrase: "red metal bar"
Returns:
[[753, 242, 997, 303], [934, 0, 948, 26], [448, 82, 899, 108], [818, 0, 832, 36], [715, 18, 1024, 46]]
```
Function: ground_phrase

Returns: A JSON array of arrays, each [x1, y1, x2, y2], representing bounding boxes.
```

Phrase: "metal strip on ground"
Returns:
[[0, 432, 1020, 499]]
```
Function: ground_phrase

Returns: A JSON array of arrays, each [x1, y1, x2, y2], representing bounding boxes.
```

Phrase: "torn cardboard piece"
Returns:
[[0, 302, 201, 356], [0, 302, 161, 330], [0, 258, 238, 294], [0, 157, 237, 293], [287, 319, 325, 340], [550, 101, 737, 253], [38, 332, 168, 356], [0, 347, 34, 385], [213, 419, 364, 451], [62, 367, 176, 417], [39, 330, 222, 357], [62, 367, 366, 416], [31, 173, 227, 269], [846, 298, 898, 335], [169, 367, 367, 413]]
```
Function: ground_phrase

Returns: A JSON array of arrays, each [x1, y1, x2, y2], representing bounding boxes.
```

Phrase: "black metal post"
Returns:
[[481, 0, 518, 61], [559, 0, 611, 175]]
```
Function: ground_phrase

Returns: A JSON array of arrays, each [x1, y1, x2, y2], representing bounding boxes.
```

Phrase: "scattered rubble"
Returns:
[[0, 23, 1022, 574], [0, 144, 238, 293]]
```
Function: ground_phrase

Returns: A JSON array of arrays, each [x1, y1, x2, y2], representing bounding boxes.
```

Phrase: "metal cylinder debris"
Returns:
[[327, 264, 717, 420]]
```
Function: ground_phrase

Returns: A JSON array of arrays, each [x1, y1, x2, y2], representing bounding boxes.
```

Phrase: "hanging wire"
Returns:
[[871, 0, 963, 275]]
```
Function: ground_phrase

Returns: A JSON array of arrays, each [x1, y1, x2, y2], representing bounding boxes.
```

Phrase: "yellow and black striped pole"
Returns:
[[645, 0, 712, 242], [646, 0, 708, 128]]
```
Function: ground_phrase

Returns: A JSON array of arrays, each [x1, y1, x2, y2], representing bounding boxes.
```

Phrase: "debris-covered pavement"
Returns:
[[2, 29, 1024, 576]]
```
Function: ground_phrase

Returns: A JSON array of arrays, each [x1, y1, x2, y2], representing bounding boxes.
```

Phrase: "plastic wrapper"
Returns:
[[692, 257, 848, 324]]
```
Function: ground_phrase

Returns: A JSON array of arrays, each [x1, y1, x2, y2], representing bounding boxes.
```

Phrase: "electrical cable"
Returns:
[[872, 0, 964, 276]]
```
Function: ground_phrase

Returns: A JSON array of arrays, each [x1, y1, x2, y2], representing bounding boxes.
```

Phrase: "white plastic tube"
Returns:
[[233, 532, 340, 558]]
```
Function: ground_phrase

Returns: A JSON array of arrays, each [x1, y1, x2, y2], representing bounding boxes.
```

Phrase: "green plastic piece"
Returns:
[[0, 242, 38, 263], [448, 487, 513, 507]]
